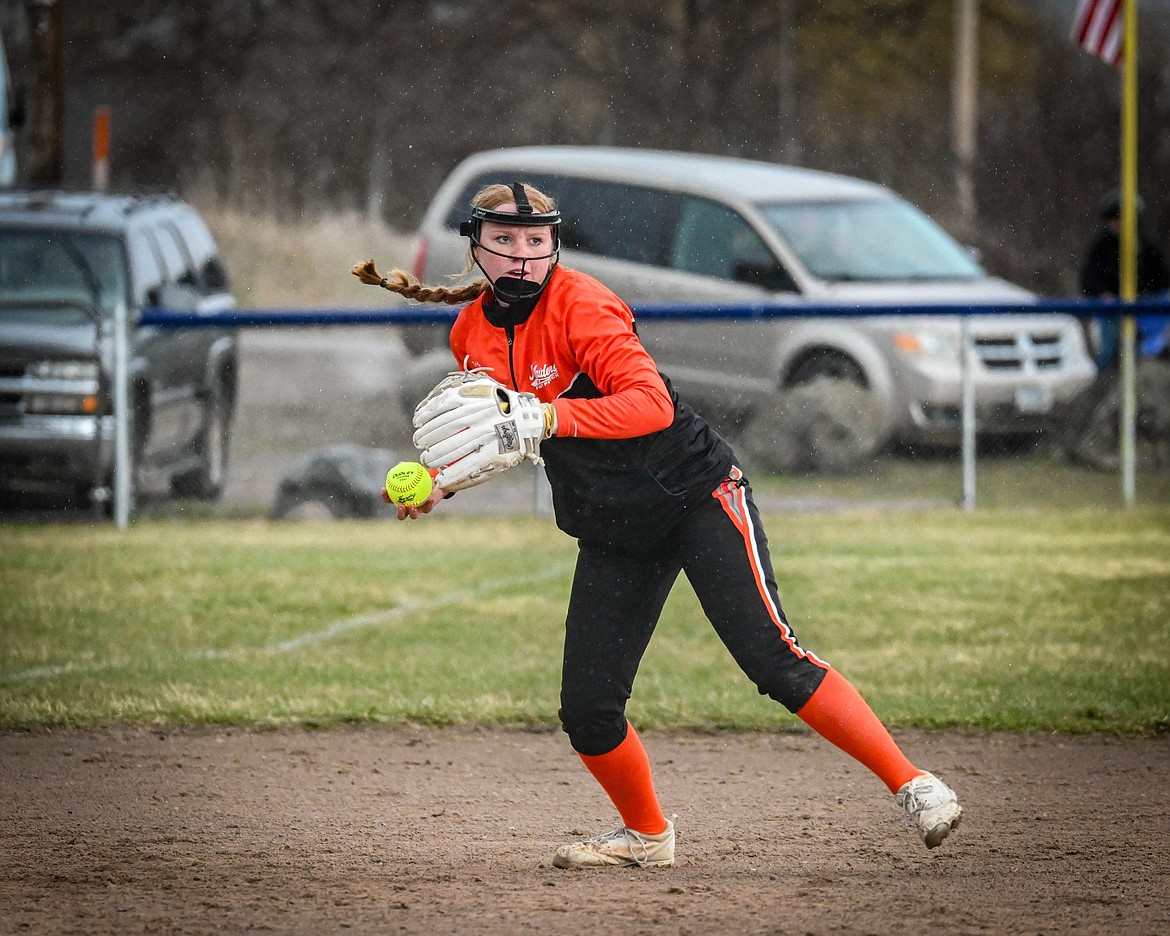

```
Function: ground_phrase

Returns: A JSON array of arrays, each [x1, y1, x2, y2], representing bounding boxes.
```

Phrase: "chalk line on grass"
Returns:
[[1, 563, 574, 682]]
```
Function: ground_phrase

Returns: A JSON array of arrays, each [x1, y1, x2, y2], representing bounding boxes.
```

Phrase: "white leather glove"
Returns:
[[412, 371, 551, 492]]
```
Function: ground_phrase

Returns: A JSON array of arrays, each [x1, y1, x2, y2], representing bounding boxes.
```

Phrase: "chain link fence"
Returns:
[[188, 303, 1170, 525]]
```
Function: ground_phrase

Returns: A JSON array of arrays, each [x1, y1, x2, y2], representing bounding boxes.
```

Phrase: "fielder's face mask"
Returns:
[[460, 182, 561, 305]]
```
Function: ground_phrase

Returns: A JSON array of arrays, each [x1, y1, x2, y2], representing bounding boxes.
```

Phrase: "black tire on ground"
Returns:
[[267, 445, 400, 521], [270, 487, 360, 521], [399, 348, 459, 422], [738, 377, 889, 475], [399, 323, 451, 359]]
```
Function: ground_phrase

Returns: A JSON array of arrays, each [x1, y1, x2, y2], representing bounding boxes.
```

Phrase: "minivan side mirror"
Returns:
[[733, 261, 799, 293]]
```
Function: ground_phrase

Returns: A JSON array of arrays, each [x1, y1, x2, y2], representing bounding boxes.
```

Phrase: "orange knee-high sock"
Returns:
[[577, 721, 668, 834], [796, 667, 921, 794]]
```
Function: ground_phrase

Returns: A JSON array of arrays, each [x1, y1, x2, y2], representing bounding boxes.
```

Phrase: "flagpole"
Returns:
[[1119, 0, 1137, 507]]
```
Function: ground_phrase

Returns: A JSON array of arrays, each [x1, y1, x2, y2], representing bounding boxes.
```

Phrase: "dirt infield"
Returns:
[[2, 726, 1168, 935]]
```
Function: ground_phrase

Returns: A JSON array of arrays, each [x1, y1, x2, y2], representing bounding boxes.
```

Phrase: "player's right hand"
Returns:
[[393, 483, 445, 521]]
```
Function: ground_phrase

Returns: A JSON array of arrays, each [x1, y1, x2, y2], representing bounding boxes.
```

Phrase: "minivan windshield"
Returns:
[[0, 229, 128, 318], [759, 199, 982, 283]]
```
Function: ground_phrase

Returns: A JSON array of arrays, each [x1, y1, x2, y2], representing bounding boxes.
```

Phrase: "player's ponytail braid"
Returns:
[[351, 259, 488, 305]]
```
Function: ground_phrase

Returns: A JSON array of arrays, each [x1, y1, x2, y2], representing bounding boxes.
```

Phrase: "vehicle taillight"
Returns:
[[411, 236, 429, 281]]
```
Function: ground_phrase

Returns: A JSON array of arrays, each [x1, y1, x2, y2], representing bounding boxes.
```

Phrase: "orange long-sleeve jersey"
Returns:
[[448, 265, 734, 548], [450, 266, 673, 438]]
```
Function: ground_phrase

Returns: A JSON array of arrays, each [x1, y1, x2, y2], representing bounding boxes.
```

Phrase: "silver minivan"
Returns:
[[406, 146, 1096, 446]]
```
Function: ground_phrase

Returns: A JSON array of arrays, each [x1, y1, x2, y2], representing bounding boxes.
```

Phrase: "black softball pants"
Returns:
[[559, 469, 830, 756]]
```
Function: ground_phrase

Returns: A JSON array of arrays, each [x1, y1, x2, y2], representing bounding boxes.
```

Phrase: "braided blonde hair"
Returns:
[[351, 183, 558, 305]]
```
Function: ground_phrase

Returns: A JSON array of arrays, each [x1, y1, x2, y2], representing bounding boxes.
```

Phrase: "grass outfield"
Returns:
[[1, 508, 1168, 733]]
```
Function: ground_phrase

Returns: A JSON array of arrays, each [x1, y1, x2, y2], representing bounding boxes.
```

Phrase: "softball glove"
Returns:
[[412, 370, 548, 491]]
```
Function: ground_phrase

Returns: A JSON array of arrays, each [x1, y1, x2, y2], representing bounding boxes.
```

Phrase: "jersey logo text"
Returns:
[[529, 363, 559, 389]]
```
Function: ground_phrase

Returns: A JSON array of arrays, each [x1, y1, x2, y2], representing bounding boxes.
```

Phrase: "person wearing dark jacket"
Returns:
[[1079, 193, 1170, 369], [355, 182, 962, 868]]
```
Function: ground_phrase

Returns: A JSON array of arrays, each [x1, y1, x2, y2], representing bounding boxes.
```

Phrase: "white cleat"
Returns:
[[896, 772, 963, 849], [553, 819, 675, 869]]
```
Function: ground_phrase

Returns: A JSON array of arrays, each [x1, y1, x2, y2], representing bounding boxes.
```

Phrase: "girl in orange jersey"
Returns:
[[356, 182, 961, 868]]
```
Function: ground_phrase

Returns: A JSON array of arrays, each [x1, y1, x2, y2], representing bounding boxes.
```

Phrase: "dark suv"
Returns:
[[0, 191, 238, 509]]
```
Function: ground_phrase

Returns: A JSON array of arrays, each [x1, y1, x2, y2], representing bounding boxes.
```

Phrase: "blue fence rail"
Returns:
[[141, 296, 1170, 328]]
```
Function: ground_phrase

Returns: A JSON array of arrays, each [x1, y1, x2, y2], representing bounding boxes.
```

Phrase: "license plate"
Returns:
[[1015, 384, 1053, 414]]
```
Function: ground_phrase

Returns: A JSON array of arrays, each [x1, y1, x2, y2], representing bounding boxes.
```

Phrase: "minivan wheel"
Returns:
[[171, 387, 230, 501], [785, 350, 868, 388]]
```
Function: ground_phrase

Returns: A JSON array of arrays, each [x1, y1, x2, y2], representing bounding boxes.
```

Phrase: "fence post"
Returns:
[[960, 314, 976, 511], [112, 300, 131, 529], [1120, 313, 1137, 506]]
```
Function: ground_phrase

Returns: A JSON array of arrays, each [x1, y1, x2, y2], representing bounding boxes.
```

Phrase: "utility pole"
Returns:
[[952, 0, 978, 237], [25, 0, 63, 186]]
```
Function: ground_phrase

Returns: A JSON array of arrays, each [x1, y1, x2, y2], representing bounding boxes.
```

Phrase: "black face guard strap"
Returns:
[[458, 182, 562, 249]]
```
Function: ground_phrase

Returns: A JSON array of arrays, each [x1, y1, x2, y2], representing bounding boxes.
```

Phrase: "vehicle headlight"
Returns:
[[892, 330, 958, 359], [28, 360, 101, 380], [25, 393, 101, 415], [25, 359, 102, 415]]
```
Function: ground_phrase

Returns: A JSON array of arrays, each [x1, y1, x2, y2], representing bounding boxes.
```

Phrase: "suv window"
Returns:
[[671, 197, 779, 283], [128, 229, 164, 305], [0, 229, 127, 315], [162, 221, 202, 289], [171, 207, 214, 261], [170, 206, 232, 293], [152, 222, 194, 286]]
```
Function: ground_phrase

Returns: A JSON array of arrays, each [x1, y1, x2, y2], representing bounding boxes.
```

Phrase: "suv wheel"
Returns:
[[171, 385, 230, 501]]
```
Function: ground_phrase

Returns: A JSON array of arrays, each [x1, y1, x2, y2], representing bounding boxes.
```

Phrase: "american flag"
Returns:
[[1072, 0, 1124, 66]]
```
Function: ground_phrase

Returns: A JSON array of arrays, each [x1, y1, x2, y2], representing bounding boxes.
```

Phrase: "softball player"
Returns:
[[358, 182, 962, 868]]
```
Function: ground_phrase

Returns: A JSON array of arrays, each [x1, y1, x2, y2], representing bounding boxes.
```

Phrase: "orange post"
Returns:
[[92, 106, 110, 192]]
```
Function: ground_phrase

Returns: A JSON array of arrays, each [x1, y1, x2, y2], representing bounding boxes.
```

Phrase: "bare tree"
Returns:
[[23, 0, 63, 185], [13, 0, 1169, 293]]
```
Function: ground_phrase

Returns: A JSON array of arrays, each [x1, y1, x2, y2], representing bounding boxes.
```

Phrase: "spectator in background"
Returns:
[[1078, 192, 1170, 370]]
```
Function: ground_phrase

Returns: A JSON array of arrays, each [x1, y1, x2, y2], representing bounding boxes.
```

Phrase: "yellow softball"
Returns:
[[385, 461, 433, 507]]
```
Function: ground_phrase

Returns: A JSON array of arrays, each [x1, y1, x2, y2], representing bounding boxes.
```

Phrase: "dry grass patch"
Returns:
[[194, 204, 414, 309]]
